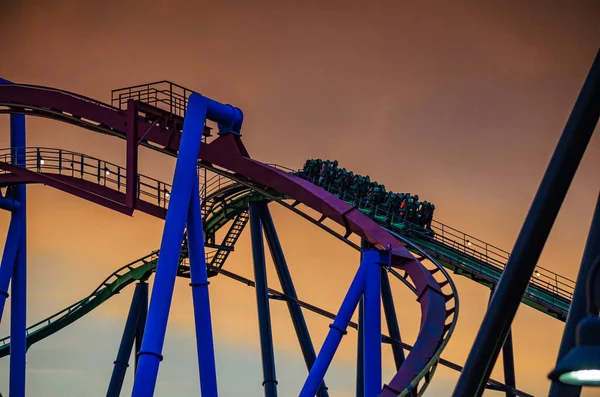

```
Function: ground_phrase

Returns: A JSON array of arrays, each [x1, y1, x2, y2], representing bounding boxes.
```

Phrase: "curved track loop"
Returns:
[[0, 155, 452, 396], [0, 164, 534, 396], [0, 83, 445, 394]]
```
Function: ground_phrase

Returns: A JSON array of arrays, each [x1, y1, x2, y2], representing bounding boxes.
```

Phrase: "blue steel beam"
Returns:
[[488, 286, 516, 397], [357, 239, 369, 397], [453, 49, 600, 397], [9, 112, 26, 397], [133, 92, 242, 396], [249, 201, 278, 397], [300, 259, 369, 397], [187, 177, 218, 395], [363, 249, 383, 396], [0, 197, 20, 211], [380, 267, 405, 369], [258, 201, 328, 397], [356, 298, 364, 397], [135, 281, 148, 373], [107, 282, 145, 397], [0, 218, 21, 321]]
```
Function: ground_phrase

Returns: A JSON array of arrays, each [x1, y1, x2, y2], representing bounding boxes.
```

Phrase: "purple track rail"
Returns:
[[0, 83, 448, 394]]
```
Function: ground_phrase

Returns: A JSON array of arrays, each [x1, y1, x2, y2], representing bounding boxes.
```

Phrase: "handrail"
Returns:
[[0, 82, 120, 112], [291, 172, 576, 303], [0, 147, 575, 306]]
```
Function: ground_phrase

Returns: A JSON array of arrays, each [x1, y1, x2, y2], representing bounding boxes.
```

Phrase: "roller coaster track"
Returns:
[[0, 149, 543, 397], [0, 166, 531, 395], [0, 82, 567, 396], [0, 148, 459, 395], [0, 146, 573, 322]]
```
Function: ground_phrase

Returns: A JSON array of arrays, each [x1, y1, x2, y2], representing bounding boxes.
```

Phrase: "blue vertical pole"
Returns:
[[380, 267, 405, 369], [300, 262, 369, 397], [187, 176, 218, 395], [10, 113, 26, 397], [107, 282, 145, 397], [132, 94, 207, 397], [356, 298, 364, 397], [249, 201, 278, 397], [135, 281, 148, 373], [363, 250, 382, 396], [259, 201, 328, 397], [0, 218, 22, 321], [356, 239, 368, 397]]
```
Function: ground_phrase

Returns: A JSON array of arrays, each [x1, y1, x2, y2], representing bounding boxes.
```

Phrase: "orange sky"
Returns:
[[0, 1, 599, 396]]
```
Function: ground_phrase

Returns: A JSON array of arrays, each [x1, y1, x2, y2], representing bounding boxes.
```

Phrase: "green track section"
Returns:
[[206, 187, 571, 320], [0, 200, 243, 357], [0, 251, 159, 357], [0, 175, 571, 358]]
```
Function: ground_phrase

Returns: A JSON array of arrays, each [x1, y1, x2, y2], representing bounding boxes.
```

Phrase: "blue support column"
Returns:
[[10, 113, 26, 397], [300, 260, 370, 397], [249, 202, 278, 397], [356, 239, 368, 397], [132, 94, 209, 397], [380, 267, 405, 369], [363, 250, 382, 396], [0, 218, 22, 321], [135, 281, 148, 373], [258, 201, 328, 397], [0, 197, 20, 211], [356, 298, 364, 397], [187, 177, 218, 395], [107, 282, 145, 397]]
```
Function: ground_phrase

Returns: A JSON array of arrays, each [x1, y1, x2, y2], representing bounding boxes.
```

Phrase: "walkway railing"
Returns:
[[0, 147, 173, 209], [0, 147, 575, 305], [111, 81, 195, 118], [290, 170, 575, 303]]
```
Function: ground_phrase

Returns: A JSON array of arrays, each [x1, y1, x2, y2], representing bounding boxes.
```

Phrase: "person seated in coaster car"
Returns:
[[318, 160, 330, 186], [398, 194, 409, 221], [332, 168, 347, 195], [425, 203, 435, 230], [337, 170, 354, 198], [298, 158, 437, 234]]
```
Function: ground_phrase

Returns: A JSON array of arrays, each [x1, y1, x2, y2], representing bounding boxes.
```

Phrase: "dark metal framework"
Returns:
[[453, 49, 600, 396]]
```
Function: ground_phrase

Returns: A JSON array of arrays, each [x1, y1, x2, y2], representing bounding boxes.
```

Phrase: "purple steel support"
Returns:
[[132, 94, 208, 397], [363, 249, 383, 396], [299, 260, 369, 397], [126, 99, 138, 209], [453, 49, 600, 397], [10, 112, 27, 397], [0, 217, 21, 321], [187, 177, 218, 395]]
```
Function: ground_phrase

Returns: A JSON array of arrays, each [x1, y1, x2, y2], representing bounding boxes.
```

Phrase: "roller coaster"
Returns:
[[0, 72, 594, 397]]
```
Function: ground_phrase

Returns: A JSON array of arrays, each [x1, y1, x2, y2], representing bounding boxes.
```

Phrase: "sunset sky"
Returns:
[[0, 1, 599, 396]]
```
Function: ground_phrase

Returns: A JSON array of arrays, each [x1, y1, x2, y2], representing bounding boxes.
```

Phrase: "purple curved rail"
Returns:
[[0, 83, 447, 394]]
